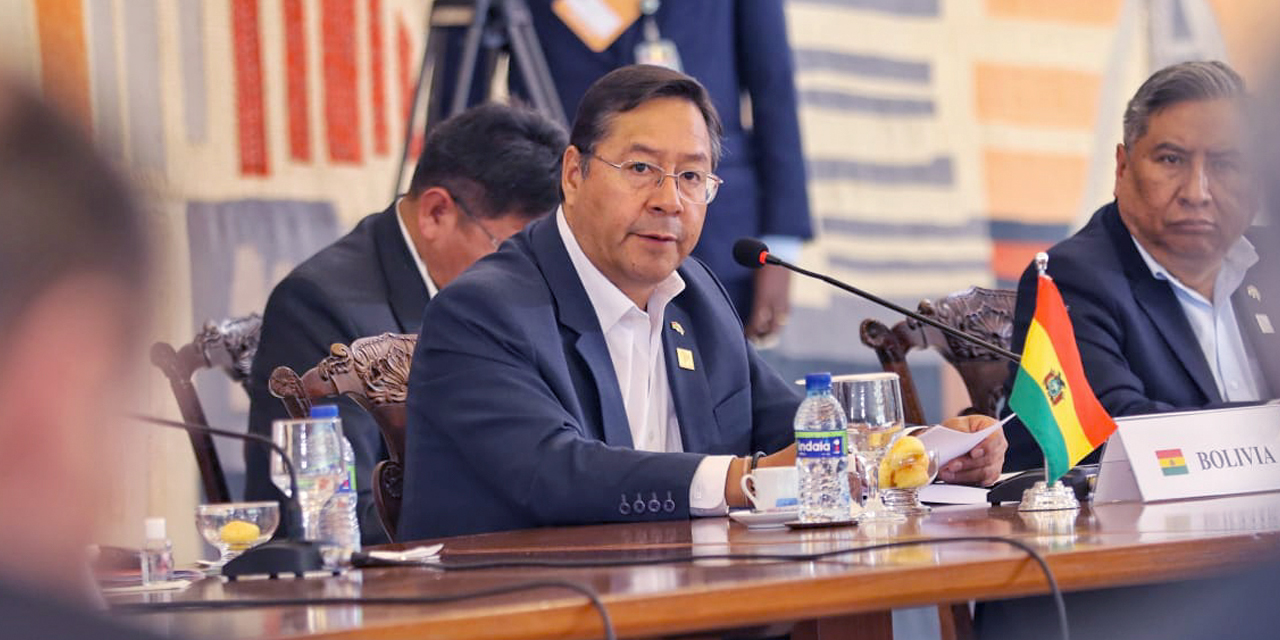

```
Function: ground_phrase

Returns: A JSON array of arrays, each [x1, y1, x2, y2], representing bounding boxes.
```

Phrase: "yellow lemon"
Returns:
[[220, 520, 261, 547], [879, 435, 930, 488]]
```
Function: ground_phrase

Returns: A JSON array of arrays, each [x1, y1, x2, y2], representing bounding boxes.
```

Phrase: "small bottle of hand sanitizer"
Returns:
[[141, 517, 174, 585]]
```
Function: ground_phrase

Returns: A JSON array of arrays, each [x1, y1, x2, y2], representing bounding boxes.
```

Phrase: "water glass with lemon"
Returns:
[[879, 435, 940, 515], [195, 501, 279, 569]]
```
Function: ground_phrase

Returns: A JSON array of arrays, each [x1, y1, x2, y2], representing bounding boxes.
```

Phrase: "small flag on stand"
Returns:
[[1008, 254, 1118, 483]]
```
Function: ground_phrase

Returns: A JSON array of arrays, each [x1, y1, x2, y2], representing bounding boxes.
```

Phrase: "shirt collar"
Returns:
[[1130, 232, 1257, 305], [556, 206, 685, 332], [395, 197, 439, 298]]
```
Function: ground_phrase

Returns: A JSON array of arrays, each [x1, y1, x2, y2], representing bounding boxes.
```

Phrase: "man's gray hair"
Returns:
[[1122, 60, 1246, 147]]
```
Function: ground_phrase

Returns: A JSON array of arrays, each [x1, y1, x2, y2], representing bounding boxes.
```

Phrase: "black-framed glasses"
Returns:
[[452, 195, 501, 249], [587, 154, 723, 205]]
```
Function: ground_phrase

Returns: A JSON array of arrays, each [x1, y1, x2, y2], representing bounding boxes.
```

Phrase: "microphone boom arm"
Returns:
[[132, 414, 304, 535], [770, 256, 1021, 363]]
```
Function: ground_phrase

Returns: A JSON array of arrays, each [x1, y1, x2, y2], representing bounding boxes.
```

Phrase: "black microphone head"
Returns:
[[733, 237, 770, 269]]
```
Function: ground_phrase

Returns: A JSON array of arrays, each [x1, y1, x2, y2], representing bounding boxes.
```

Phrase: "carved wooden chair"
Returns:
[[268, 332, 417, 541], [151, 313, 263, 504], [859, 286, 1016, 426]]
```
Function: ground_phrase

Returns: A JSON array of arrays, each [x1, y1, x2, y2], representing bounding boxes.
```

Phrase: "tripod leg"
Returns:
[[392, 28, 438, 200], [448, 0, 495, 118], [501, 0, 566, 126]]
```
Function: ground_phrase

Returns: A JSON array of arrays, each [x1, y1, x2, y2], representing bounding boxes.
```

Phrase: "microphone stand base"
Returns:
[[222, 540, 329, 580]]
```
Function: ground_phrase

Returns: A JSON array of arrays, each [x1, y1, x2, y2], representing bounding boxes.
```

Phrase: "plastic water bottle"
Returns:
[[794, 373, 852, 522], [140, 517, 174, 585], [314, 404, 361, 552]]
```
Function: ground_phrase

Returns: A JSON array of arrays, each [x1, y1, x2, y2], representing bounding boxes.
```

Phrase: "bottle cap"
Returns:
[[804, 372, 832, 391], [145, 517, 167, 540], [309, 404, 340, 419]]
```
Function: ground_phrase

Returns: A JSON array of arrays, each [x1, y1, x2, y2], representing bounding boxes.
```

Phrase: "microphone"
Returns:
[[732, 237, 1020, 363], [133, 414, 327, 579]]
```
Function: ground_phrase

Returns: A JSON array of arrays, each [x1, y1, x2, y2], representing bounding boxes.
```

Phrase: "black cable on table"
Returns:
[[117, 535, 1069, 640], [417, 535, 1068, 640]]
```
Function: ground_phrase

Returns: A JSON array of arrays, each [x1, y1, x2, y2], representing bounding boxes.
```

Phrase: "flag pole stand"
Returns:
[[1017, 479, 1080, 511], [1018, 456, 1078, 511]]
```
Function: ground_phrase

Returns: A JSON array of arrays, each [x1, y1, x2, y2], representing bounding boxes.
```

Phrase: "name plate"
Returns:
[[1094, 404, 1280, 503]]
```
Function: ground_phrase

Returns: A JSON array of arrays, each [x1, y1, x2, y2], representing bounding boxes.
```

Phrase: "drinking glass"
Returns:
[[271, 418, 343, 542], [832, 373, 907, 523], [195, 501, 279, 569]]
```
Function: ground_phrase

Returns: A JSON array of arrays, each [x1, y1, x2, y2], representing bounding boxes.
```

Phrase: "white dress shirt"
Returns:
[[1131, 235, 1265, 402], [395, 197, 439, 298], [556, 208, 734, 515]]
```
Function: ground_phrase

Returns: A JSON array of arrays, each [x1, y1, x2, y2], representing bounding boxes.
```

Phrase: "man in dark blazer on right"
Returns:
[[1001, 60, 1280, 471]]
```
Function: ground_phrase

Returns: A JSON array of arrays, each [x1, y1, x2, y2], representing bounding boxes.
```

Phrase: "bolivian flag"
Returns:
[[1009, 272, 1118, 483]]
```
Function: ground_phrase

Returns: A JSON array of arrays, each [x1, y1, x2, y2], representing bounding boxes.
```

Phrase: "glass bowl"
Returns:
[[880, 449, 940, 516], [195, 501, 279, 568]]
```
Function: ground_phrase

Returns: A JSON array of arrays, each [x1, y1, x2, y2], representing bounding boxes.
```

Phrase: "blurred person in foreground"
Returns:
[[398, 65, 1004, 541], [0, 81, 166, 638], [245, 103, 566, 544], [1001, 60, 1279, 471]]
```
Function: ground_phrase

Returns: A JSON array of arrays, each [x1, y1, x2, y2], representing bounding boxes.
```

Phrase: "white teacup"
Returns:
[[739, 466, 799, 512]]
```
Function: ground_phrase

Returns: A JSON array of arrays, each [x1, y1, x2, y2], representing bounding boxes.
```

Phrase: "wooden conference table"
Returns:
[[116, 492, 1280, 640]]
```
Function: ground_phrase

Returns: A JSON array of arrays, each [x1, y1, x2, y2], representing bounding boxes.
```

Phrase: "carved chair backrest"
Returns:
[[150, 313, 263, 504], [858, 287, 1015, 426], [268, 332, 417, 540]]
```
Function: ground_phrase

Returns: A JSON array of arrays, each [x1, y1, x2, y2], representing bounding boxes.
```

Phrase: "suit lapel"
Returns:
[[661, 301, 715, 454], [373, 204, 431, 334], [530, 218, 633, 448], [1104, 206, 1222, 403], [1233, 277, 1280, 398], [1130, 277, 1222, 402]]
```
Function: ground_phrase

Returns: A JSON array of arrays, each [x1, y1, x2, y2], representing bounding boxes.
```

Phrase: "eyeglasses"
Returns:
[[587, 154, 723, 205], [452, 195, 501, 249]]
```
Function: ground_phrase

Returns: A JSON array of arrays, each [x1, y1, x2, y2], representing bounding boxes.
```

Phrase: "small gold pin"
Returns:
[[670, 321, 685, 335], [677, 348, 695, 370], [1247, 285, 1262, 301], [1258, 314, 1274, 335]]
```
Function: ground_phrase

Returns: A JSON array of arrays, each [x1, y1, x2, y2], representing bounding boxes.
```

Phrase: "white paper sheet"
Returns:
[[917, 414, 1011, 467]]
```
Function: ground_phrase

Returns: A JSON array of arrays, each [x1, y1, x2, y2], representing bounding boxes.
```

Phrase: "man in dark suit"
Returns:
[[398, 66, 1003, 540], [1003, 61, 1280, 470], [245, 104, 566, 543], [0, 81, 172, 639], [515, 1, 812, 341]]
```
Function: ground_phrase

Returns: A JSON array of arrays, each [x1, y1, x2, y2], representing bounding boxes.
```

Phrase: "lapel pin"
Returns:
[[1257, 313, 1274, 335], [676, 348, 695, 371], [670, 321, 685, 335], [1247, 285, 1261, 301]]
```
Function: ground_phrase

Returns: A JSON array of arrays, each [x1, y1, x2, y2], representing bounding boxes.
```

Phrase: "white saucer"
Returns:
[[729, 509, 799, 529]]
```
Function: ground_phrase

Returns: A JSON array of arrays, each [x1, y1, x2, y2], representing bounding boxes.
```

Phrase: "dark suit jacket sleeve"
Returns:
[[735, 0, 812, 240], [246, 275, 389, 545], [405, 283, 706, 531]]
